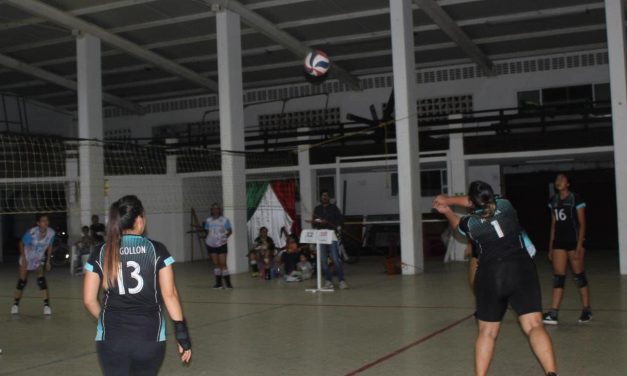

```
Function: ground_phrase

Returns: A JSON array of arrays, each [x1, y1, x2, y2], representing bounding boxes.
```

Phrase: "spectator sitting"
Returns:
[[297, 253, 313, 280], [250, 227, 276, 278], [282, 236, 304, 282]]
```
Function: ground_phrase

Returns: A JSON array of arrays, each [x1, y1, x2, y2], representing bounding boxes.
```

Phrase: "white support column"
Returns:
[[76, 33, 104, 226], [448, 114, 467, 196], [65, 151, 81, 243], [445, 114, 468, 262], [217, 9, 248, 273], [390, 0, 423, 274], [605, 0, 627, 274], [298, 128, 316, 230]]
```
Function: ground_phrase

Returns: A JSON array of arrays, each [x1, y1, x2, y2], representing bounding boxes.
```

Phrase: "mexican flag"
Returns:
[[246, 180, 297, 248]]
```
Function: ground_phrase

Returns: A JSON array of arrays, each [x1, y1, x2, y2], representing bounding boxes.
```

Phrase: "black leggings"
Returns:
[[97, 340, 166, 376]]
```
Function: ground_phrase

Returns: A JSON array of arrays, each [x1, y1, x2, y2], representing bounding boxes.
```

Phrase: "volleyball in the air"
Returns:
[[304, 50, 330, 77]]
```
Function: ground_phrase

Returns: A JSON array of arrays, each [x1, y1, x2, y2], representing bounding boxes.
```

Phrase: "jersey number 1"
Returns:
[[490, 220, 505, 238], [117, 261, 144, 295]]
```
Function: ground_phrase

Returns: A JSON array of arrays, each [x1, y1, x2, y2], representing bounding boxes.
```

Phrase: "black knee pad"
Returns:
[[573, 272, 588, 288], [16, 279, 27, 290], [37, 277, 48, 290], [553, 274, 566, 289]]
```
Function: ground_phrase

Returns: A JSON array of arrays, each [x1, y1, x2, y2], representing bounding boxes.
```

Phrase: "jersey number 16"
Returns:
[[554, 209, 567, 221], [117, 261, 144, 295]]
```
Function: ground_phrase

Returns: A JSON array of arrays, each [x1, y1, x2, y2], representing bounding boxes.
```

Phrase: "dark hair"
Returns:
[[259, 226, 268, 233], [320, 190, 329, 197], [103, 195, 144, 289], [82, 225, 89, 232], [556, 172, 571, 184], [468, 181, 496, 218], [35, 213, 48, 222]]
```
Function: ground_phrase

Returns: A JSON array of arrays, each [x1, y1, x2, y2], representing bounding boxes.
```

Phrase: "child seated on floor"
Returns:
[[249, 227, 276, 278], [296, 253, 313, 280], [281, 236, 300, 282]]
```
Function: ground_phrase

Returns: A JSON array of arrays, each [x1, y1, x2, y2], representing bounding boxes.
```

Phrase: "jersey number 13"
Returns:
[[117, 261, 144, 295]]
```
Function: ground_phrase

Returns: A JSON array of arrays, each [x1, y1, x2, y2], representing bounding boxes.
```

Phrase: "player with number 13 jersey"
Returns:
[[83, 195, 191, 376]]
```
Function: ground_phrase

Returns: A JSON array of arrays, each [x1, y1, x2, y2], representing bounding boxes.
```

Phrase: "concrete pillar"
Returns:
[[604, 0, 627, 274], [445, 114, 468, 262], [166, 138, 178, 176], [65, 152, 82, 244], [448, 114, 467, 196], [76, 33, 104, 226], [297, 128, 316, 230], [216, 9, 247, 273], [390, 0, 423, 274]]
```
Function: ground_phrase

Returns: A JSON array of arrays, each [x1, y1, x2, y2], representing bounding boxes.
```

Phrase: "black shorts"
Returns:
[[474, 254, 542, 322], [552, 240, 578, 251], [207, 244, 228, 254], [97, 340, 165, 376]]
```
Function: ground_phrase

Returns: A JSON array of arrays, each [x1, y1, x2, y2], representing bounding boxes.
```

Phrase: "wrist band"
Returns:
[[173, 320, 191, 350]]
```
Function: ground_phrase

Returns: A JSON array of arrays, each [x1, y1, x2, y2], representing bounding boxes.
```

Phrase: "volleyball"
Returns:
[[304, 50, 330, 77]]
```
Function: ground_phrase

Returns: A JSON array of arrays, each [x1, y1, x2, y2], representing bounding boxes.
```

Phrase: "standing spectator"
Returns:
[[11, 214, 56, 315], [74, 225, 94, 274], [312, 190, 347, 289], [90, 214, 106, 244], [204, 203, 233, 289]]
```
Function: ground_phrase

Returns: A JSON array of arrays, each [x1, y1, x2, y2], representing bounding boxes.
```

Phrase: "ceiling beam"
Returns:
[[206, 0, 361, 91], [0, 52, 143, 114], [5, 0, 219, 92], [32, 23, 608, 101], [0, 0, 319, 54], [0, 2, 602, 76], [0, 0, 158, 31], [56, 42, 607, 108], [413, 0, 494, 75], [8, 22, 607, 95]]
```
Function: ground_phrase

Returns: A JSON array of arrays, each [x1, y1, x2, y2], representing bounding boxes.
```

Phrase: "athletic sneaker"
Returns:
[[339, 280, 349, 290], [43, 305, 52, 315], [543, 311, 559, 325], [323, 280, 334, 289], [10, 305, 19, 315], [578, 310, 592, 323]]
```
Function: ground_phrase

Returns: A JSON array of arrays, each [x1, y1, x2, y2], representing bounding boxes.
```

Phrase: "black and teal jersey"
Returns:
[[85, 235, 175, 342], [548, 192, 586, 243], [458, 198, 526, 263]]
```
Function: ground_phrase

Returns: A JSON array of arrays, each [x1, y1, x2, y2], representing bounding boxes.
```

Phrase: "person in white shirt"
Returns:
[[204, 203, 233, 289]]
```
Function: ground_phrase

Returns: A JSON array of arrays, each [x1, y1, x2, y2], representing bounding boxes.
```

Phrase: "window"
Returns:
[[517, 90, 541, 109], [542, 85, 593, 106], [594, 83, 610, 103], [390, 170, 446, 196]]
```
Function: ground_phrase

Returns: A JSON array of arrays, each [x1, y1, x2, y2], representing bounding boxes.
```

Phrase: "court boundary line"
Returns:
[[344, 313, 474, 376]]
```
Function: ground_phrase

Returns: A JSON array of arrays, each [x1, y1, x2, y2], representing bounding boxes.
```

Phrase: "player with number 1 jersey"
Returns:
[[433, 181, 557, 376]]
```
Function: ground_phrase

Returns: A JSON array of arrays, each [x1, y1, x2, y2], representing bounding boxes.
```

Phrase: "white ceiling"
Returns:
[[0, 0, 610, 112]]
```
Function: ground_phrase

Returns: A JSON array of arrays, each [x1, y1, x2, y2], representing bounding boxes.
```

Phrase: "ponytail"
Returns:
[[468, 181, 497, 218], [103, 202, 122, 290], [102, 195, 145, 290]]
